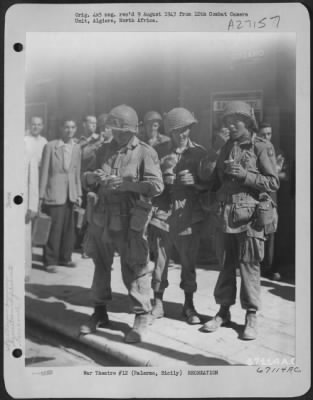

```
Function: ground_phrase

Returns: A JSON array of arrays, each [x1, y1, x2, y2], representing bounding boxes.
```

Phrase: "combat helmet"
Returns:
[[163, 107, 198, 135], [143, 111, 163, 124], [97, 113, 109, 127], [222, 101, 258, 131], [106, 105, 138, 134]]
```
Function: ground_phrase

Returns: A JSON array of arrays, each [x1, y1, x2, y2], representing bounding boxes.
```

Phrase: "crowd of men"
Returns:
[[24, 100, 288, 344]]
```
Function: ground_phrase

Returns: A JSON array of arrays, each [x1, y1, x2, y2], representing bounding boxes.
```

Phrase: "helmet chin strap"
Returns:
[[231, 130, 251, 142]]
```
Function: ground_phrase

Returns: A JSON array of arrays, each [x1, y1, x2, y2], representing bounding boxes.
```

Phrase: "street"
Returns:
[[25, 248, 296, 367], [26, 319, 122, 367]]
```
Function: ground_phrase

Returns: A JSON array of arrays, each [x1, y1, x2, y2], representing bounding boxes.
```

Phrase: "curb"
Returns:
[[26, 300, 155, 367]]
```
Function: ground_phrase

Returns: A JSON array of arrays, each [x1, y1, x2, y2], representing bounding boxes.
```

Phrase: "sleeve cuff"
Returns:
[[244, 171, 257, 187]]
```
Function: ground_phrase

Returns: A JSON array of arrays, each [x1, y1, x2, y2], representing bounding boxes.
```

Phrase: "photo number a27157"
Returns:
[[228, 15, 280, 30]]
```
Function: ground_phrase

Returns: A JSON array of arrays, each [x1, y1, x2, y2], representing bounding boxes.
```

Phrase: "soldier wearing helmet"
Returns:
[[149, 107, 209, 325], [201, 101, 279, 340], [140, 110, 171, 159], [79, 104, 164, 343]]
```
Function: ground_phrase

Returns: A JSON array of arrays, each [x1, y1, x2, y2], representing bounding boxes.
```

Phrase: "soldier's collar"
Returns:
[[114, 135, 139, 152], [231, 132, 255, 146], [126, 135, 139, 149], [172, 138, 194, 154]]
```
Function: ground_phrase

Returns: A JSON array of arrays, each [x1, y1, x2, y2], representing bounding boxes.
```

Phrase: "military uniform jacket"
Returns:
[[151, 139, 208, 235], [144, 133, 172, 160], [83, 135, 164, 229], [211, 135, 279, 236], [79, 134, 109, 174]]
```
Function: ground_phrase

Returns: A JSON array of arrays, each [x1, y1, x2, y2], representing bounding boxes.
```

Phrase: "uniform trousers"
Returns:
[[150, 223, 201, 294], [43, 201, 75, 266], [262, 233, 277, 272], [87, 223, 153, 314], [214, 232, 264, 311]]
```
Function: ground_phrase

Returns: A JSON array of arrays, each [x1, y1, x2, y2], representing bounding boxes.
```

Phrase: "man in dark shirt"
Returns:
[[149, 107, 209, 325]]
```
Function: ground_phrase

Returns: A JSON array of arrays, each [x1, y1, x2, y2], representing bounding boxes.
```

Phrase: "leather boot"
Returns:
[[124, 313, 151, 343], [151, 293, 165, 319], [201, 306, 231, 332], [79, 305, 109, 335], [182, 292, 201, 325], [242, 311, 257, 340]]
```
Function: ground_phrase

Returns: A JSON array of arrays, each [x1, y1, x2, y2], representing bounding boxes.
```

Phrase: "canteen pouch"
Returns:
[[232, 203, 256, 225], [255, 194, 276, 228], [127, 200, 153, 265]]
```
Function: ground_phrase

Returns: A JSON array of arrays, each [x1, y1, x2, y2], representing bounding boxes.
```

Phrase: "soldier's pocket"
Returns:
[[127, 231, 150, 266], [255, 198, 276, 228], [239, 235, 265, 263], [232, 203, 255, 225], [129, 200, 153, 232], [264, 208, 278, 234], [109, 203, 123, 232]]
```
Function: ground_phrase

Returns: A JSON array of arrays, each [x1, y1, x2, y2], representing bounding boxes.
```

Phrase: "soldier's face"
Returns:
[[171, 127, 190, 148], [259, 127, 272, 142], [224, 115, 249, 140], [145, 121, 160, 138], [84, 117, 97, 135], [62, 121, 77, 140], [112, 129, 134, 146], [30, 117, 43, 137]]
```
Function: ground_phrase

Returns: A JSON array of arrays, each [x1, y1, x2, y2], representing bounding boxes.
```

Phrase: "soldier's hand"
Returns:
[[75, 197, 82, 207], [177, 170, 195, 185], [226, 163, 247, 180], [106, 176, 124, 190], [213, 128, 230, 152], [85, 170, 103, 185], [94, 169, 110, 185]]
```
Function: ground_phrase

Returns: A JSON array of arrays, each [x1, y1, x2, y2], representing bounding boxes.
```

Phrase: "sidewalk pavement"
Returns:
[[26, 248, 295, 367]]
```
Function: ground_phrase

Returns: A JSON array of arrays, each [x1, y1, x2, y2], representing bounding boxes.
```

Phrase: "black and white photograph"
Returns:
[[3, 3, 310, 398]]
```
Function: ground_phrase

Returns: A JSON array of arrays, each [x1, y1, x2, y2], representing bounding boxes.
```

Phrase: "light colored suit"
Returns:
[[39, 139, 82, 205], [25, 150, 39, 280]]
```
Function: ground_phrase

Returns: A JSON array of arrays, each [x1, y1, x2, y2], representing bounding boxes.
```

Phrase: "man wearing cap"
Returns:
[[79, 104, 164, 343], [201, 101, 279, 340], [149, 107, 209, 324], [140, 111, 171, 159]]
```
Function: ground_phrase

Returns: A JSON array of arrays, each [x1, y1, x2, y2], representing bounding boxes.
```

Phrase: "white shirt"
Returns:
[[24, 149, 39, 213], [56, 139, 75, 172], [24, 134, 48, 167]]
